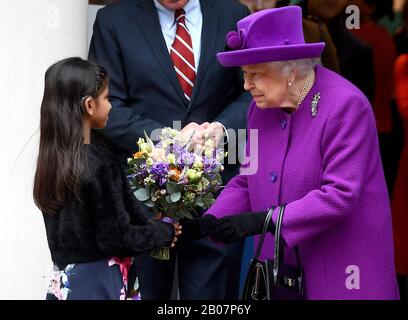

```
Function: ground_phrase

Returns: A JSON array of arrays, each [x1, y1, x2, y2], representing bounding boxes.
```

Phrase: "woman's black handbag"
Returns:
[[242, 204, 305, 300]]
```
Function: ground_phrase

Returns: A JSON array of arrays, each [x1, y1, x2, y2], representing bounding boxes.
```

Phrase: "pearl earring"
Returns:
[[288, 80, 292, 87]]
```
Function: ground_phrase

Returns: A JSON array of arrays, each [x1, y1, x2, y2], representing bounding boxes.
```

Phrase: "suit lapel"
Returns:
[[134, 0, 187, 106], [188, 0, 220, 109]]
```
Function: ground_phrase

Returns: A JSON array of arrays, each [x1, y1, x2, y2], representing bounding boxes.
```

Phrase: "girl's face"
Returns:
[[90, 85, 111, 129]]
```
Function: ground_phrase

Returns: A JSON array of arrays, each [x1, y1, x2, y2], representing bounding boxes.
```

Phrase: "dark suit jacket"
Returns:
[[89, 0, 251, 183]]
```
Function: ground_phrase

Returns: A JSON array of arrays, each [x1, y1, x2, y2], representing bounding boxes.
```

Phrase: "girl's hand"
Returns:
[[170, 223, 182, 248]]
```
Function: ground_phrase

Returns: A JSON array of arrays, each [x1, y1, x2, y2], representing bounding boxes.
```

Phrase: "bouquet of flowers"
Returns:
[[127, 127, 226, 259]]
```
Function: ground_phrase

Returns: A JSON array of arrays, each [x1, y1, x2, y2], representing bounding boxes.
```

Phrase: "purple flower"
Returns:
[[150, 162, 169, 186], [203, 157, 218, 173], [133, 164, 149, 179], [177, 151, 196, 167], [169, 143, 184, 156]]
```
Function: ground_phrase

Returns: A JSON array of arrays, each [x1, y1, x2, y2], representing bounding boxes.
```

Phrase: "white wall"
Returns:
[[88, 5, 104, 48], [0, 0, 89, 299]]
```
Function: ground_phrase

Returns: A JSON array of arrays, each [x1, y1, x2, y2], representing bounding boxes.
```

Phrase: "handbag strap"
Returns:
[[272, 205, 285, 284], [253, 204, 303, 270], [273, 204, 303, 285], [254, 206, 275, 259]]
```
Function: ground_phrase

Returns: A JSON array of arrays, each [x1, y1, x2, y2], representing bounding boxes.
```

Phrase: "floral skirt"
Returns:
[[46, 257, 132, 300]]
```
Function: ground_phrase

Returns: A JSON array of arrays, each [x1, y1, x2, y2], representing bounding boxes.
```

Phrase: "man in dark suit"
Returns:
[[89, 0, 250, 299]]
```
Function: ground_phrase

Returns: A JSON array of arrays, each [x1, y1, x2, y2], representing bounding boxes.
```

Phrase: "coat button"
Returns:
[[281, 119, 287, 129], [270, 172, 278, 183]]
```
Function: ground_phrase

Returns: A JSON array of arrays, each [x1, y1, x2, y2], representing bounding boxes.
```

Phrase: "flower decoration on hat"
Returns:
[[226, 29, 246, 50]]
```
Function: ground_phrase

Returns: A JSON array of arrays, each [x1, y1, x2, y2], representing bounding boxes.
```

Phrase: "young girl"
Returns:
[[33, 57, 181, 300]]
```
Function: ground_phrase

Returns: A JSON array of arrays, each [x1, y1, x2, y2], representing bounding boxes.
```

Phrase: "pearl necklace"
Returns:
[[296, 71, 314, 108]]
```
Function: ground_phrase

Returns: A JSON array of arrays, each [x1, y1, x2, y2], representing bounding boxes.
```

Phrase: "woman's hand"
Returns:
[[208, 211, 270, 244], [178, 215, 218, 242]]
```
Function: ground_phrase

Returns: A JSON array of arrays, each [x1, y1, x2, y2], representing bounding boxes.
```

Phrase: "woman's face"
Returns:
[[242, 63, 290, 109], [92, 84, 112, 129]]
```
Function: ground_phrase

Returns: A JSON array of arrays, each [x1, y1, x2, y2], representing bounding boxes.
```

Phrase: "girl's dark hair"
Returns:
[[33, 57, 108, 214]]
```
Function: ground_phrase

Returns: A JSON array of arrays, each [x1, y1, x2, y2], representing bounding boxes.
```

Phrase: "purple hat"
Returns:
[[217, 6, 325, 67]]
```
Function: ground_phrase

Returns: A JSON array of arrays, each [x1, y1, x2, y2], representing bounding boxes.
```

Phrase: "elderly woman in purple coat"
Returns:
[[184, 6, 399, 299]]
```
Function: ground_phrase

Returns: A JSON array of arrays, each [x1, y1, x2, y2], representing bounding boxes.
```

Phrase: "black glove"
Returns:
[[178, 215, 218, 241], [208, 211, 275, 244]]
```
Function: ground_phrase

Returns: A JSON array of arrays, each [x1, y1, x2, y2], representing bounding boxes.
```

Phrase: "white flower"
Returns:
[[205, 139, 214, 148], [167, 154, 176, 165], [217, 151, 225, 162], [202, 177, 210, 188], [150, 148, 167, 162], [140, 143, 152, 153], [193, 160, 203, 170], [204, 149, 213, 157], [144, 176, 155, 185], [187, 169, 202, 181]]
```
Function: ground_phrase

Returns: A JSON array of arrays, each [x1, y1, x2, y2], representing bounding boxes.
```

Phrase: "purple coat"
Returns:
[[206, 66, 399, 299]]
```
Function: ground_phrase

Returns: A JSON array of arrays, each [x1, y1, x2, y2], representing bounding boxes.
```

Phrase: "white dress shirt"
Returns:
[[153, 0, 203, 72], [153, 0, 228, 143]]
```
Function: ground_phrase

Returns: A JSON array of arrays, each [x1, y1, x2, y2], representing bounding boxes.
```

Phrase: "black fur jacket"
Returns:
[[42, 144, 174, 267]]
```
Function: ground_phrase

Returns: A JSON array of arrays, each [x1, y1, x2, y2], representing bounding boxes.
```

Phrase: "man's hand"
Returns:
[[181, 122, 209, 150], [203, 122, 226, 147]]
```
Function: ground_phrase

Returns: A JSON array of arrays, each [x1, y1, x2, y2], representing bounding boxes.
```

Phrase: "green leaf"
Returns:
[[166, 182, 178, 195], [144, 201, 155, 208], [132, 158, 146, 166], [179, 208, 193, 220], [170, 192, 181, 203], [196, 199, 205, 208], [134, 188, 150, 201], [144, 130, 154, 147], [202, 197, 215, 207], [216, 174, 223, 184], [149, 247, 170, 260]]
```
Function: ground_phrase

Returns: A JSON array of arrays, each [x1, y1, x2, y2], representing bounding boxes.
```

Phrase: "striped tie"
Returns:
[[170, 9, 196, 101]]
